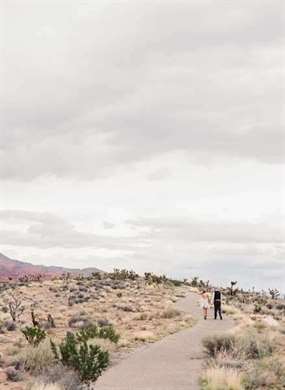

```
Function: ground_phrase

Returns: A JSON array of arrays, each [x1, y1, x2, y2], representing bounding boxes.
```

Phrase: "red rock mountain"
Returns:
[[0, 252, 101, 280]]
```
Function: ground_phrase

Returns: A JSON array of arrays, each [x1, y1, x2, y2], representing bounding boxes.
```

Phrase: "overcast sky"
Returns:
[[0, 0, 284, 291]]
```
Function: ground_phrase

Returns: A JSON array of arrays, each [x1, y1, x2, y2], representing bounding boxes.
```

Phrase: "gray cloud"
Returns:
[[0, 210, 145, 249], [127, 216, 285, 244], [0, 0, 284, 180], [0, 1, 284, 291]]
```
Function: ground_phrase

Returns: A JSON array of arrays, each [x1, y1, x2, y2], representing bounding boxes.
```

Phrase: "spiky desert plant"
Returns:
[[230, 281, 238, 296], [76, 324, 120, 344], [51, 332, 109, 383], [22, 325, 46, 346], [268, 288, 280, 300]]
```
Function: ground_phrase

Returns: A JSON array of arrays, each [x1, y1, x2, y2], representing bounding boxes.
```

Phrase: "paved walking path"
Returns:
[[95, 292, 234, 390]]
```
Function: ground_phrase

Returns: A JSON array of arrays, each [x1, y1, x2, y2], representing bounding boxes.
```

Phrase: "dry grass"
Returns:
[[28, 383, 64, 390], [223, 305, 244, 321], [160, 308, 180, 319], [17, 338, 56, 374], [201, 366, 244, 390]]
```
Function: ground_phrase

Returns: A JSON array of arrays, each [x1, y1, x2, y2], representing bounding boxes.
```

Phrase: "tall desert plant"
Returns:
[[51, 332, 109, 383]]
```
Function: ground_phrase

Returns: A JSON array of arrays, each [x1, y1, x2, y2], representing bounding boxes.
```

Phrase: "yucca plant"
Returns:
[[22, 325, 46, 346], [76, 324, 120, 344], [51, 332, 109, 383]]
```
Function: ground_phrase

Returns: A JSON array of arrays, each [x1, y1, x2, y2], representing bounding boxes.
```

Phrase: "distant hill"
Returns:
[[0, 252, 102, 280]]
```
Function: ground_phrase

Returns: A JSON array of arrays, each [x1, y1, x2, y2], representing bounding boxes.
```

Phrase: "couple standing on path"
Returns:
[[200, 288, 223, 320]]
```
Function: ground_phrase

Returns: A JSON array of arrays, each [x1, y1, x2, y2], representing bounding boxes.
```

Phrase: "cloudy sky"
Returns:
[[0, 0, 284, 291]]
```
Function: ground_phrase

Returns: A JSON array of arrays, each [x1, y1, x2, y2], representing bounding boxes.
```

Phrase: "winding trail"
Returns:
[[95, 292, 234, 390]]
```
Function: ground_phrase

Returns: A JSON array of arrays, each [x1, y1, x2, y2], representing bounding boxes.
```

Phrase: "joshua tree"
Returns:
[[190, 276, 199, 287], [268, 288, 280, 300], [230, 281, 238, 296]]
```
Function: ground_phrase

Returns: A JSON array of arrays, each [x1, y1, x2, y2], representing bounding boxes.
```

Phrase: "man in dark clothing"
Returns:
[[212, 289, 223, 320]]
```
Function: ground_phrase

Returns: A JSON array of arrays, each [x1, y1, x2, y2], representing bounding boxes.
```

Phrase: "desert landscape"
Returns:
[[1, 1, 284, 389], [0, 258, 194, 389], [0, 254, 284, 390]]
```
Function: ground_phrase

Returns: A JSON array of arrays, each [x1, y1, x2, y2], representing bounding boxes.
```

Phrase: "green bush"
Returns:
[[76, 324, 120, 344], [253, 304, 262, 313], [51, 332, 109, 383], [22, 326, 46, 346], [144, 272, 167, 284], [97, 326, 120, 343], [110, 269, 139, 280]]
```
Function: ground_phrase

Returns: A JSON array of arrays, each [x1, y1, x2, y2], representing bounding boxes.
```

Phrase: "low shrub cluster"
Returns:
[[76, 323, 120, 344], [19, 338, 56, 374], [243, 357, 285, 390], [203, 329, 274, 360], [109, 269, 139, 280], [201, 325, 283, 390], [201, 366, 243, 390]]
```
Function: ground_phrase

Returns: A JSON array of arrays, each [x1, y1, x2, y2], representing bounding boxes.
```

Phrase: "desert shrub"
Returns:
[[4, 319, 16, 331], [32, 365, 80, 390], [76, 324, 120, 344], [22, 326, 46, 346], [161, 308, 180, 319], [68, 313, 92, 329], [253, 304, 262, 313], [0, 320, 5, 334], [276, 303, 285, 311], [97, 325, 120, 343], [0, 352, 4, 367], [222, 305, 241, 317], [110, 269, 139, 280], [136, 313, 148, 321], [243, 357, 285, 389], [168, 278, 184, 287], [5, 366, 23, 382], [203, 330, 274, 360], [51, 332, 109, 383], [28, 383, 64, 390], [5, 291, 24, 322], [91, 272, 102, 279], [19, 338, 56, 374], [203, 334, 236, 358], [144, 272, 167, 284], [200, 366, 243, 390], [236, 330, 274, 359]]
